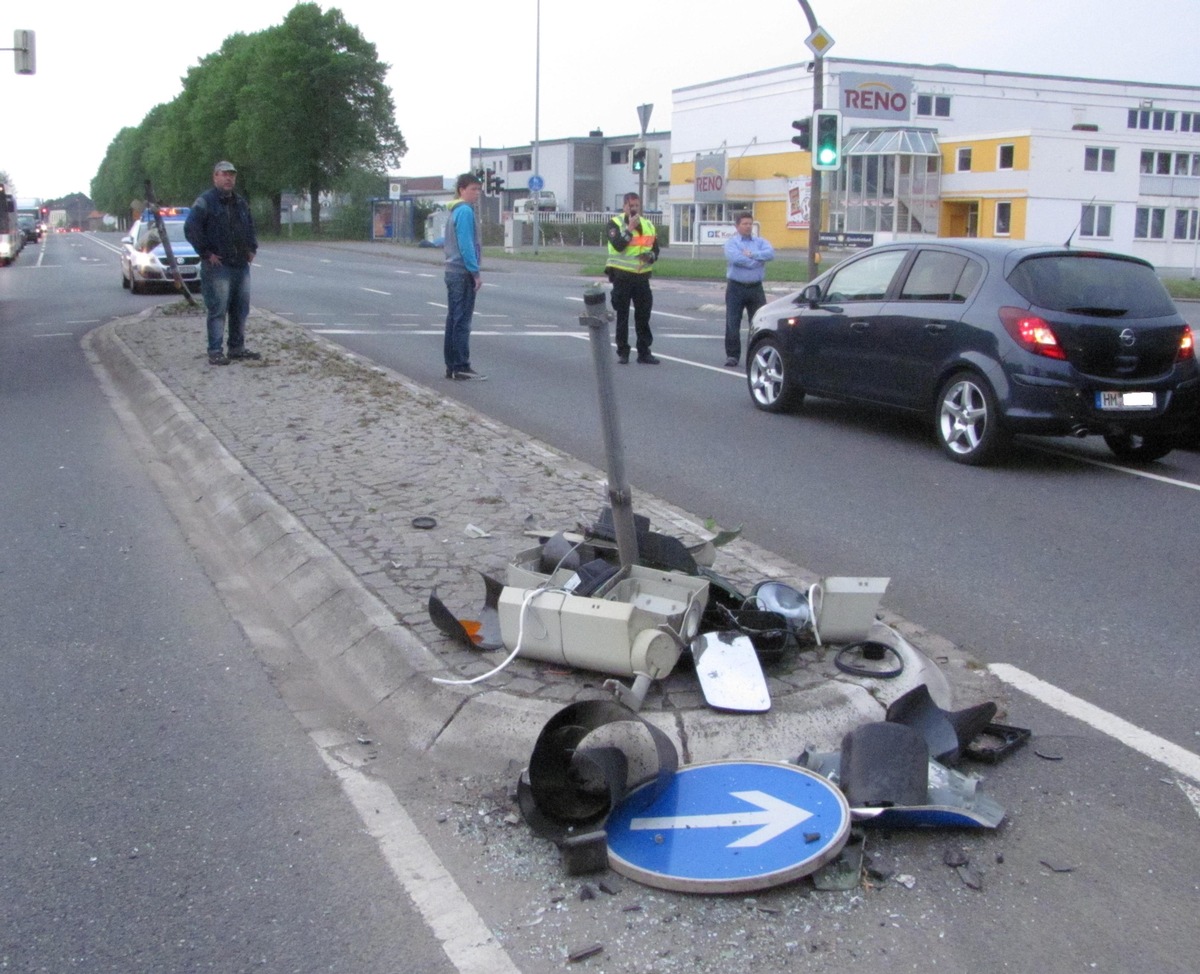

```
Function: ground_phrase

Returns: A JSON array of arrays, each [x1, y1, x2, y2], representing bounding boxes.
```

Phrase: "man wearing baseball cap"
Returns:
[[184, 161, 260, 365]]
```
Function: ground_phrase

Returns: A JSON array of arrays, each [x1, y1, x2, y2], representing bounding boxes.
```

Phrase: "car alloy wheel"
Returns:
[[935, 371, 1007, 465], [1102, 431, 1173, 463], [748, 336, 804, 413]]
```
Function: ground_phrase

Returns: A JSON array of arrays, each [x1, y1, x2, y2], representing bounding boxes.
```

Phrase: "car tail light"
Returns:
[[1179, 325, 1195, 362], [999, 306, 1066, 360]]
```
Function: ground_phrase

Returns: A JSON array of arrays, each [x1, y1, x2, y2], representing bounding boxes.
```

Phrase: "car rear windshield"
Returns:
[[1007, 254, 1177, 318]]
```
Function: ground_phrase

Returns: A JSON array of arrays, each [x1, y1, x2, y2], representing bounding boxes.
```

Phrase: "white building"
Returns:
[[669, 58, 1200, 270], [469, 130, 671, 218]]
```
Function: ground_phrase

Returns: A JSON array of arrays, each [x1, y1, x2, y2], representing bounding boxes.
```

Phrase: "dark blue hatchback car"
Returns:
[[746, 240, 1199, 464]]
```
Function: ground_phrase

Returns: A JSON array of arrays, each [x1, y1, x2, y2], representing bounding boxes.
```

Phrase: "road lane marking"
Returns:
[[361, 287, 391, 295], [274, 267, 295, 274], [316, 746, 522, 974], [989, 663, 1200, 786], [1034, 445, 1200, 492]]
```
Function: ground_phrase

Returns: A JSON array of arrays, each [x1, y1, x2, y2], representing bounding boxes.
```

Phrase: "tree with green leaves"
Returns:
[[91, 3, 406, 235]]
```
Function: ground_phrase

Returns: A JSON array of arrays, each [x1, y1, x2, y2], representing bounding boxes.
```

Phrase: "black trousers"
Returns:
[[610, 271, 654, 357]]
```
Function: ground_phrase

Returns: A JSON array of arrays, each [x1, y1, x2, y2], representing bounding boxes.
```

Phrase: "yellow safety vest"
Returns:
[[606, 216, 656, 274]]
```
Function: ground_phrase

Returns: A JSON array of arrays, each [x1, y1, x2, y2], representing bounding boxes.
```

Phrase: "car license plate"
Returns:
[[1096, 390, 1156, 410]]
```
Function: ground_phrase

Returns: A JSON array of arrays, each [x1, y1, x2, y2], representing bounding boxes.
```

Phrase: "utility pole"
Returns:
[[796, 2, 833, 281]]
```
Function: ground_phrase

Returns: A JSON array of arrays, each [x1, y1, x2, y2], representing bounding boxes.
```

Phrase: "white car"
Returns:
[[120, 208, 201, 294]]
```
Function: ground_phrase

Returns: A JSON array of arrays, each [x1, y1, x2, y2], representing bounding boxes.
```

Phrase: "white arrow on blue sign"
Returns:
[[606, 761, 850, 893]]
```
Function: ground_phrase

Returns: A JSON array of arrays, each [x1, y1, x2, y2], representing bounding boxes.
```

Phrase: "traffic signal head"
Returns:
[[484, 168, 496, 195], [632, 147, 647, 173], [491, 175, 504, 194], [791, 118, 811, 151], [812, 110, 843, 171]]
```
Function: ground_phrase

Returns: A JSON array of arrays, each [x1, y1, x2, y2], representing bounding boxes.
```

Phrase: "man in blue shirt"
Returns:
[[723, 213, 775, 368], [443, 173, 486, 380]]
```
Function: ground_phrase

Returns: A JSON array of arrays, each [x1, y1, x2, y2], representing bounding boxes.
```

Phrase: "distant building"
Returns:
[[468, 129, 671, 220], [669, 57, 1200, 269]]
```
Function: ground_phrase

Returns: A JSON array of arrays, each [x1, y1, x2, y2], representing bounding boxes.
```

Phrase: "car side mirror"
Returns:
[[801, 283, 822, 308], [121, 235, 133, 245]]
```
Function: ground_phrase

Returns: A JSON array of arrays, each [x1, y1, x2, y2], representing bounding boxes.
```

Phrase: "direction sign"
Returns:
[[527, 175, 544, 192], [606, 761, 850, 893]]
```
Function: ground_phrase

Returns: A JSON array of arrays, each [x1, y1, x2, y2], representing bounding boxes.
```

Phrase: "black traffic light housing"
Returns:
[[812, 110, 843, 171], [791, 118, 811, 151], [631, 147, 647, 173], [491, 175, 504, 195]]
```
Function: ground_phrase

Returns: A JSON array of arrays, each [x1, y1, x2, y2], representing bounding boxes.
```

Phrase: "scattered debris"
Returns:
[[411, 515, 437, 530], [464, 523, 491, 538], [1039, 859, 1075, 873], [568, 943, 604, 963]]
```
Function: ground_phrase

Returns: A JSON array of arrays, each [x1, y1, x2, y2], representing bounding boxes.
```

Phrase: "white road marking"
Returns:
[[1034, 445, 1200, 492], [274, 267, 295, 274], [361, 287, 391, 295], [989, 663, 1200, 791], [316, 747, 522, 974]]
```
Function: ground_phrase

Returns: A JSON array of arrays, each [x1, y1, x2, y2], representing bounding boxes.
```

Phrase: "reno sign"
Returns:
[[694, 152, 727, 202], [839, 73, 912, 121]]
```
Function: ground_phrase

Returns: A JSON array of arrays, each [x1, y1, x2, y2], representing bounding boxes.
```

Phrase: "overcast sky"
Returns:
[[5, 0, 1200, 204]]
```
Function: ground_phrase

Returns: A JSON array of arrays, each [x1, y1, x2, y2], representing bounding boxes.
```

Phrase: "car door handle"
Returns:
[[850, 321, 871, 333], [924, 322, 948, 334]]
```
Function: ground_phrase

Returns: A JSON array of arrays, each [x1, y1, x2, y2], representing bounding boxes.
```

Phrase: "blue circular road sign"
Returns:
[[606, 760, 850, 893], [527, 175, 544, 192]]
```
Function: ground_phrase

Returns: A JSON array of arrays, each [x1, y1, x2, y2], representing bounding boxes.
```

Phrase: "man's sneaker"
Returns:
[[452, 369, 488, 381], [617, 351, 630, 364], [636, 354, 661, 365], [208, 352, 230, 366], [228, 348, 262, 361], [446, 369, 454, 379], [725, 357, 739, 368]]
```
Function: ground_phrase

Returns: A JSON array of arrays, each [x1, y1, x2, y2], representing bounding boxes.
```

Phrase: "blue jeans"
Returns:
[[444, 271, 477, 371], [201, 262, 251, 354], [724, 279, 766, 360]]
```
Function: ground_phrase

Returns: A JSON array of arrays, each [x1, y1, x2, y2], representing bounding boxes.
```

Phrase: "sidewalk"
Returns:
[[86, 299, 1003, 771]]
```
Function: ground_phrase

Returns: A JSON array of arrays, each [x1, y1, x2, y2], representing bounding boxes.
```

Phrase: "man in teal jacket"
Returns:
[[443, 173, 486, 380]]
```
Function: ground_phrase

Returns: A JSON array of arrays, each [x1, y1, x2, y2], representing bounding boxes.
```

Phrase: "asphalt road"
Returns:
[[0, 233, 458, 973], [12, 229, 1197, 974]]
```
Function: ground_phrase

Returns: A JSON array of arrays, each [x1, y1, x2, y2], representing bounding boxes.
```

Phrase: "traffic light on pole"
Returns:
[[631, 146, 647, 173], [491, 174, 504, 195], [791, 117, 811, 151], [484, 168, 496, 195], [812, 110, 843, 171]]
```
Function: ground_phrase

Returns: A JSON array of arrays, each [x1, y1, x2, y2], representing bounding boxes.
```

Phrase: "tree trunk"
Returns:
[[309, 181, 322, 235]]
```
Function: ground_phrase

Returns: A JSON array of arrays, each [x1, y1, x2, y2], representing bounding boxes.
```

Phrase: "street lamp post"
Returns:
[[797, 1, 826, 281]]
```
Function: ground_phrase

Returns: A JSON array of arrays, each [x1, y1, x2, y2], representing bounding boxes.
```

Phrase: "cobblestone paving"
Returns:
[[114, 304, 984, 713]]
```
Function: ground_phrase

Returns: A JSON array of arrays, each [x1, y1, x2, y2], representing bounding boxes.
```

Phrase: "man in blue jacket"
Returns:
[[184, 161, 259, 366], [442, 173, 486, 380]]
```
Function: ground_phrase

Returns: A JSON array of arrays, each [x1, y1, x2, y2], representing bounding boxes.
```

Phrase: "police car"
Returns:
[[120, 207, 201, 294]]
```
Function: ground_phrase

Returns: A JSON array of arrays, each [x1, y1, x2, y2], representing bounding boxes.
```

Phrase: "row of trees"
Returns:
[[91, 3, 406, 234]]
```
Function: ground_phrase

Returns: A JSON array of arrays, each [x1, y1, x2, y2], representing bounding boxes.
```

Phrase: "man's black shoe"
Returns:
[[636, 354, 661, 365], [228, 348, 262, 361], [446, 369, 454, 379], [617, 352, 630, 364], [725, 357, 739, 368], [452, 369, 488, 381], [208, 352, 230, 366]]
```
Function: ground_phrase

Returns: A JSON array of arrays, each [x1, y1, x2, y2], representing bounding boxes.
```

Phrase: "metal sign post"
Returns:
[[579, 286, 639, 568]]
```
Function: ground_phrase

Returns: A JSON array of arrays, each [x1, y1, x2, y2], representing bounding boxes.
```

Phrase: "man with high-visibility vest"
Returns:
[[605, 192, 660, 364]]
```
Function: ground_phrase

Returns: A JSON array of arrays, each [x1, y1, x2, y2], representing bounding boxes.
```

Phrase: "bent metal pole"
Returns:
[[580, 285, 639, 569]]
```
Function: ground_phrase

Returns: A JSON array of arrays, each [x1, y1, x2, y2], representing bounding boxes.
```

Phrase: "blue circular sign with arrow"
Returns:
[[606, 760, 850, 893], [527, 175, 544, 192]]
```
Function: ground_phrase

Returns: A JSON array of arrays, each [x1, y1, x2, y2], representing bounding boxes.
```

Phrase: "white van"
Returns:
[[514, 192, 557, 214]]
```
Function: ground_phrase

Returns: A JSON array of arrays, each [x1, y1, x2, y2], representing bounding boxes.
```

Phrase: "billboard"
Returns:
[[694, 152, 727, 203], [839, 72, 913, 121]]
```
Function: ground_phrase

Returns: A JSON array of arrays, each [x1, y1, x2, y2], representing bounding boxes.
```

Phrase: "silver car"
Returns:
[[120, 209, 201, 294]]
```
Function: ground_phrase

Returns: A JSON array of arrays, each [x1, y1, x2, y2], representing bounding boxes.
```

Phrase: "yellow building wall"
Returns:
[[673, 153, 815, 248], [941, 135, 1031, 172]]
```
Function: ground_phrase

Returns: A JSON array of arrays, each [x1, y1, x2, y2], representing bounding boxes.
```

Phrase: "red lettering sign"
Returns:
[[845, 88, 907, 114]]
